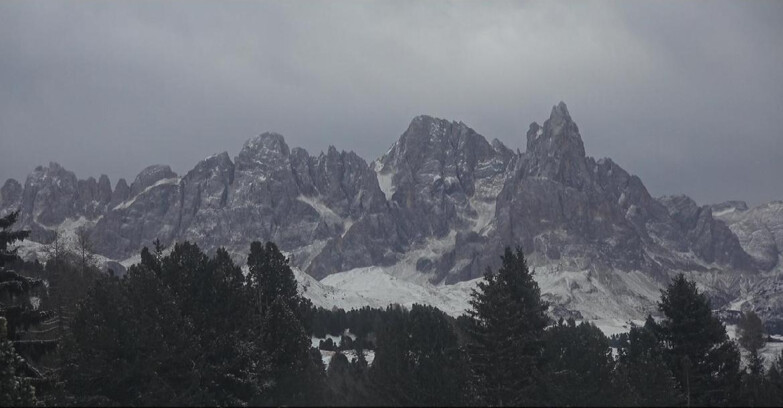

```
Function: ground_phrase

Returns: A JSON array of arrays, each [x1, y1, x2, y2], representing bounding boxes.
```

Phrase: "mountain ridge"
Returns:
[[3, 102, 781, 329]]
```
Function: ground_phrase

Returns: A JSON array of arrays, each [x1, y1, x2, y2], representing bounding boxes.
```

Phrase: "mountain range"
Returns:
[[3, 102, 782, 331]]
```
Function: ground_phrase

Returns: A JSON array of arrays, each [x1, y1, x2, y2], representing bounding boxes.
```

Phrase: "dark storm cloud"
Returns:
[[0, 1, 781, 205]]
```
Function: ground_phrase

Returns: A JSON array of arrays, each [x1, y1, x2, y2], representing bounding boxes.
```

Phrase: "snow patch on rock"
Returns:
[[371, 160, 395, 201], [113, 177, 180, 210]]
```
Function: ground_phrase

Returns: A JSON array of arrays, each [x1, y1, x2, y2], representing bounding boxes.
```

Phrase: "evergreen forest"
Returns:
[[2, 210, 783, 406]]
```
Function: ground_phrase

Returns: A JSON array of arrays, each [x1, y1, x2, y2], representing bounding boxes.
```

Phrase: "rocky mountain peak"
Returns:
[[549, 100, 573, 127], [523, 102, 589, 188], [185, 152, 235, 186], [18, 162, 79, 228], [192, 152, 233, 173], [235, 132, 291, 172], [659, 195, 703, 228], [0, 179, 22, 211], [242, 132, 289, 156], [110, 178, 130, 206], [388, 115, 495, 171], [32, 161, 72, 179], [711, 200, 749, 215], [368, 114, 513, 245], [4, 104, 781, 330], [527, 101, 585, 160], [129, 165, 177, 197], [25, 162, 77, 191], [404, 115, 474, 143], [97, 175, 112, 203], [659, 194, 754, 269]]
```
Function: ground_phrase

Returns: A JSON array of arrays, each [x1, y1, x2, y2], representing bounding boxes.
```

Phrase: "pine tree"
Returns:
[[369, 304, 468, 406], [63, 274, 138, 405], [658, 273, 742, 406], [73, 226, 95, 277], [353, 341, 368, 373], [146, 240, 322, 404], [616, 320, 681, 406], [739, 311, 766, 376], [247, 241, 300, 316], [326, 349, 373, 406], [0, 211, 29, 267], [244, 241, 325, 405], [42, 229, 72, 342], [368, 305, 410, 405], [257, 296, 324, 406], [0, 210, 54, 401], [464, 247, 548, 406], [62, 242, 272, 405], [767, 351, 783, 405], [0, 317, 37, 407], [0, 269, 49, 341], [327, 351, 352, 403], [737, 310, 768, 406], [539, 319, 619, 406]]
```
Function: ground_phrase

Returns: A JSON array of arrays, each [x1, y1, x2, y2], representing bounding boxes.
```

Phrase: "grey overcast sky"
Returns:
[[0, 1, 781, 206]]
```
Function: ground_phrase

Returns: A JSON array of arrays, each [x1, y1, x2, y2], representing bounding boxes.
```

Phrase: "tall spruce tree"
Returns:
[[658, 273, 742, 406], [326, 351, 359, 405], [247, 241, 296, 311], [540, 319, 620, 406], [0, 211, 29, 267], [257, 296, 323, 405], [368, 305, 409, 405], [246, 241, 311, 320], [246, 241, 324, 405], [464, 247, 548, 406], [63, 242, 271, 405], [370, 304, 467, 406], [738, 310, 769, 406], [0, 211, 42, 339], [0, 317, 37, 406], [738, 311, 766, 376], [767, 351, 783, 404], [0, 210, 54, 402], [615, 318, 681, 406]]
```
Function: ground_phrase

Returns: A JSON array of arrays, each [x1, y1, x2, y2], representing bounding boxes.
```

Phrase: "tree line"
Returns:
[[2, 210, 783, 406]]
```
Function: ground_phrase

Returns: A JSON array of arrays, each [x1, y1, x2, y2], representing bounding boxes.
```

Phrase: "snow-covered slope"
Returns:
[[294, 266, 478, 317], [295, 260, 663, 326]]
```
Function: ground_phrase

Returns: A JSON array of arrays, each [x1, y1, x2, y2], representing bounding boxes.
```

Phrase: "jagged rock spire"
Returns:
[[526, 101, 585, 159], [0, 104, 774, 329], [524, 102, 588, 188]]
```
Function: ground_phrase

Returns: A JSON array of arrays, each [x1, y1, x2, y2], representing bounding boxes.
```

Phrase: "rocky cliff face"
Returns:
[[82, 133, 403, 278], [713, 200, 783, 272], [371, 115, 515, 282], [430, 103, 754, 286], [3, 102, 781, 328]]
